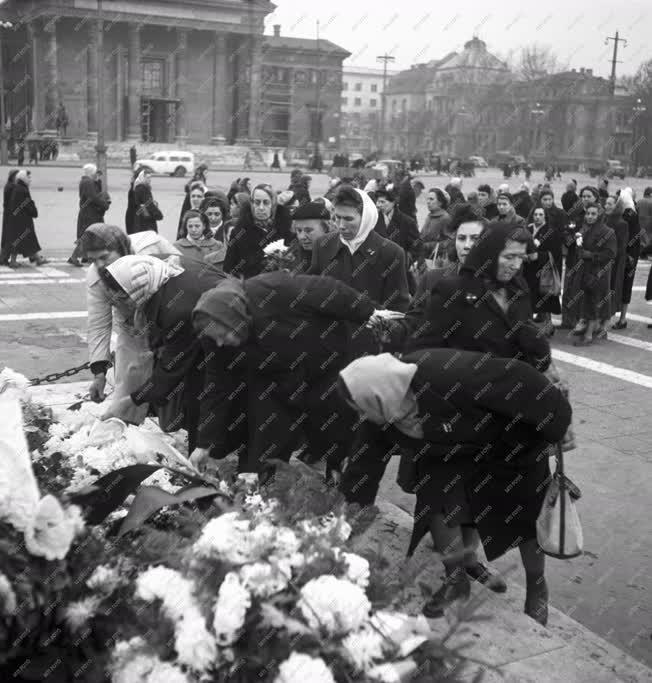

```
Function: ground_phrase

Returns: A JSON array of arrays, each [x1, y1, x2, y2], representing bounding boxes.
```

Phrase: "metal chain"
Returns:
[[29, 361, 92, 386]]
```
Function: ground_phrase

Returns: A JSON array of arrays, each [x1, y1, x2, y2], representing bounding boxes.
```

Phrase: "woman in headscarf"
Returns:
[[223, 183, 293, 278], [562, 185, 600, 330], [174, 210, 226, 266], [338, 349, 572, 625], [4, 169, 48, 267], [190, 271, 378, 474], [80, 223, 179, 423], [100, 254, 227, 450], [611, 187, 640, 330], [127, 167, 163, 235], [308, 185, 410, 312], [176, 179, 207, 239], [0, 169, 19, 266], [409, 222, 550, 368], [420, 187, 453, 268], [603, 195, 628, 329], [69, 163, 111, 267]]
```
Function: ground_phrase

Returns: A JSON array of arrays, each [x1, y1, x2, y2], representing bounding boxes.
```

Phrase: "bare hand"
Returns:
[[190, 447, 211, 471], [101, 395, 135, 421], [89, 374, 106, 403], [277, 190, 294, 206]]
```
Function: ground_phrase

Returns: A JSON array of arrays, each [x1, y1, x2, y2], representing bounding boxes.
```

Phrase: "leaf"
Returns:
[[67, 400, 84, 411], [67, 464, 165, 525], [118, 485, 225, 537]]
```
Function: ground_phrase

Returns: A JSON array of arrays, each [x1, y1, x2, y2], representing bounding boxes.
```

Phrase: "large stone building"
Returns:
[[0, 1, 348, 152], [383, 37, 644, 168], [340, 65, 398, 155]]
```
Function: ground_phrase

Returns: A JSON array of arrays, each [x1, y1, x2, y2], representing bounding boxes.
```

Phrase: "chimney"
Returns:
[[586, 68, 593, 76], [579, 67, 585, 74], [273, 24, 281, 37]]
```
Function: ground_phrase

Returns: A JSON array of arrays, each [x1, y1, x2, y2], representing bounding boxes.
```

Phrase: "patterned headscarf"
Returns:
[[106, 254, 184, 307]]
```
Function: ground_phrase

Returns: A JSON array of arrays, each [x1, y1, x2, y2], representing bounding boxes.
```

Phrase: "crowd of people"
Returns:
[[2, 160, 651, 626]]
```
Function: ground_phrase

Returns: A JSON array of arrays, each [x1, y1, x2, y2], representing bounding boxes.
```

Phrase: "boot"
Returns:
[[524, 575, 549, 626], [422, 569, 471, 619], [465, 562, 507, 594]]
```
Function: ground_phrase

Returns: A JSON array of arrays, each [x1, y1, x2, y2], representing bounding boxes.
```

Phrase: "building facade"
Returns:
[[383, 37, 643, 168], [0, 1, 349, 152], [340, 65, 398, 155]]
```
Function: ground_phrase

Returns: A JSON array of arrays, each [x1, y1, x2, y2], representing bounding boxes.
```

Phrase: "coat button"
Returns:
[[442, 422, 452, 433]]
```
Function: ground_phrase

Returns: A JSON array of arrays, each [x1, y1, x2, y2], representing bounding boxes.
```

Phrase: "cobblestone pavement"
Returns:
[[1, 164, 651, 667]]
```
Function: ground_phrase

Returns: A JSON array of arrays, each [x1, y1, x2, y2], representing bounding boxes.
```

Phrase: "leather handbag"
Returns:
[[539, 252, 562, 296]]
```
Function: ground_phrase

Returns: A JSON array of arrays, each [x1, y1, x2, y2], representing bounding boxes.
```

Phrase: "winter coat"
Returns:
[[561, 189, 580, 213], [308, 230, 411, 312], [76, 175, 110, 240], [637, 197, 652, 249], [420, 208, 453, 259], [397, 177, 417, 220], [490, 207, 526, 228], [173, 237, 226, 266], [128, 183, 162, 234], [374, 207, 421, 261], [523, 221, 562, 314], [223, 205, 293, 279], [1, 176, 17, 251], [5, 180, 41, 256], [605, 213, 628, 309], [621, 208, 640, 305], [512, 190, 533, 220]]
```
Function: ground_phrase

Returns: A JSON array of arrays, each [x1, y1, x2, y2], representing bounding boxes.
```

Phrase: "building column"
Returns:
[[247, 35, 262, 142], [127, 24, 141, 142], [175, 28, 188, 144], [87, 27, 98, 138], [27, 22, 40, 131], [211, 32, 228, 144], [116, 46, 125, 140], [287, 68, 295, 149], [43, 20, 59, 130]]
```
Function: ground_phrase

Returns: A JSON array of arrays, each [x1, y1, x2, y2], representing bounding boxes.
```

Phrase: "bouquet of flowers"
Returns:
[[262, 239, 301, 273]]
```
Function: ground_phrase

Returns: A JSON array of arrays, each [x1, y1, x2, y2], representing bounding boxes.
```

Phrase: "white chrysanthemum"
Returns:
[[146, 661, 189, 683], [263, 239, 289, 255], [0, 367, 29, 395], [113, 654, 158, 683], [213, 571, 251, 645], [193, 513, 276, 565], [0, 572, 17, 615], [273, 527, 301, 557], [48, 422, 71, 440], [87, 564, 121, 593], [64, 596, 101, 630], [274, 653, 335, 683], [299, 515, 351, 542], [342, 627, 385, 672], [142, 468, 180, 494], [136, 566, 216, 671], [24, 497, 84, 560], [341, 552, 370, 589], [239, 562, 288, 597], [298, 576, 370, 635]]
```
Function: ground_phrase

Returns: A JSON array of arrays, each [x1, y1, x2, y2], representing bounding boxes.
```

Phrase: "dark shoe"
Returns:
[[573, 337, 593, 347], [67, 257, 83, 267], [33, 257, 50, 266], [570, 326, 586, 336], [611, 321, 627, 330], [465, 562, 507, 594], [524, 578, 549, 626], [8, 261, 19, 269], [593, 328, 607, 340], [422, 575, 471, 619]]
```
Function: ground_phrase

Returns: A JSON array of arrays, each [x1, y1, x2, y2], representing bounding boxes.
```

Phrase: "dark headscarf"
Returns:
[[192, 277, 252, 345], [462, 222, 531, 285], [80, 223, 131, 257]]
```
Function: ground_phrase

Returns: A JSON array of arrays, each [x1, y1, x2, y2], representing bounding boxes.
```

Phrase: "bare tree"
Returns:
[[628, 59, 652, 98], [508, 45, 565, 81]]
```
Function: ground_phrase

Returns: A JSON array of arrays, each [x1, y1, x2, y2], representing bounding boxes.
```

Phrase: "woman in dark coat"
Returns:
[[339, 349, 571, 625], [190, 271, 378, 474], [0, 169, 19, 265], [223, 183, 293, 278], [100, 254, 228, 451], [126, 168, 162, 235], [176, 171, 208, 239], [409, 221, 550, 366], [308, 185, 410, 312], [562, 186, 599, 330], [201, 191, 231, 242], [524, 206, 562, 333], [69, 163, 111, 266], [604, 195, 628, 326], [567, 202, 617, 346], [4, 170, 47, 267], [611, 187, 640, 329]]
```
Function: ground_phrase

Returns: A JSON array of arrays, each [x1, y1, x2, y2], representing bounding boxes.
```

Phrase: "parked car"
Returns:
[[134, 151, 195, 177], [468, 155, 488, 168], [370, 159, 404, 178], [587, 159, 626, 180]]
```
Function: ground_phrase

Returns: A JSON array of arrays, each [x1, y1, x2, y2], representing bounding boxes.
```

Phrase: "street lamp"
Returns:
[[377, 53, 395, 156], [632, 97, 647, 170], [0, 19, 13, 166], [529, 102, 545, 159]]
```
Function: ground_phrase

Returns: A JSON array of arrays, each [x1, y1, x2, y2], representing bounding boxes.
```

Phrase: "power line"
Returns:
[[605, 31, 627, 95]]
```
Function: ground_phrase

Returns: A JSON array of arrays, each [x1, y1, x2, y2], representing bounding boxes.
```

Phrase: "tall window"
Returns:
[[371, 84, 377, 93], [354, 82, 362, 91], [343, 82, 348, 91], [142, 60, 164, 95], [354, 97, 361, 106], [370, 99, 377, 107]]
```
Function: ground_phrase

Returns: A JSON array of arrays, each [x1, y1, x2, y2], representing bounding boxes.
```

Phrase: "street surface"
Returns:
[[1, 164, 651, 666]]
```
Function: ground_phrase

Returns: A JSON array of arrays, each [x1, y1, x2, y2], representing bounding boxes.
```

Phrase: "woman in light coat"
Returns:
[[80, 223, 179, 423]]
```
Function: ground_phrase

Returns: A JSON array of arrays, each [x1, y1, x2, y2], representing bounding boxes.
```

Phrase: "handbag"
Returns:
[[536, 444, 583, 559], [539, 252, 562, 296]]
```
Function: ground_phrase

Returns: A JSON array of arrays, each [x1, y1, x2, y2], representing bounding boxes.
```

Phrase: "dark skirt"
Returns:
[[524, 253, 562, 315], [1, 222, 41, 256], [621, 255, 638, 305]]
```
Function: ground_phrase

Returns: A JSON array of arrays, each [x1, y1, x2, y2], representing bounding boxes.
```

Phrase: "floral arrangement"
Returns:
[[1, 368, 481, 682], [262, 238, 302, 273]]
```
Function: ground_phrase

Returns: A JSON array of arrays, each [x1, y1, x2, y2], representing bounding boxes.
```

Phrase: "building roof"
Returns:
[[343, 65, 400, 77], [386, 55, 456, 94], [436, 37, 508, 72], [263, 35, 351, 58]]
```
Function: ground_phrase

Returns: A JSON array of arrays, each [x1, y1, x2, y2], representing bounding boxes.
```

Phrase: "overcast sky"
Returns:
[[264, 0, 651, 77]]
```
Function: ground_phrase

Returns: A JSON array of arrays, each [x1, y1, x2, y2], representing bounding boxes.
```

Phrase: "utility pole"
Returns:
[[605, 31, 627, 95], [315, 20, 321, 155], [377, 53, 395, 156], [95, 0, 107, 188], [0, 20, 13, 166]]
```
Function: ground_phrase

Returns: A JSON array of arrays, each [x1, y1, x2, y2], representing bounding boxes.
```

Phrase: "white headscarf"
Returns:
[[498, 182, 510, 194], [339, 353, 423, 438], [106, 254, 184, 307], [340, 188, 379, 255], [15, 169, 30, 185], [450, 177, 462, 188], [618, 187, 636, 213], [133, 169, 149, 187], [83, 163, 97, 177]]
